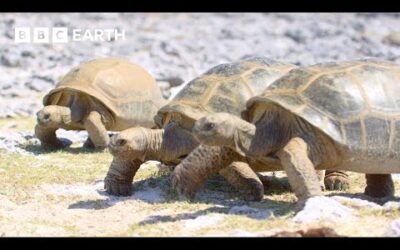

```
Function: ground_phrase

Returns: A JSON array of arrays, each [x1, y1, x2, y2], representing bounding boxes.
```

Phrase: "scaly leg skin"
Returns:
[[324, 170, 350, 191], [34, 124, 69, 150], [172, 145, 239, 200], [364, 174, 395, 198], [277, 137, 323, 210], [104, 157, 142, 196], [84, 111, 110, 150], [316, 170, 326, 191], [219, 161, 264, 201]]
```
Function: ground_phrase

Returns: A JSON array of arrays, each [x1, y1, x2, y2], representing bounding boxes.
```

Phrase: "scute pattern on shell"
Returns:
[[154, 57, 297, 127], [247, 59, 400, 158], [43, 58, 165, 130]]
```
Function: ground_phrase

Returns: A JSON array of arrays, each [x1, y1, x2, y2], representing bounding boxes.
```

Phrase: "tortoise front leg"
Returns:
[[276, 137, 323, 209], [35, 105, 72, 150], [104, 157, 142, 196], [219, 161, 264, 201], [364, 174, 394, 198], [84, 111, 110, 149], [34, 124, 69, 150], [172, 145, 240, 199]]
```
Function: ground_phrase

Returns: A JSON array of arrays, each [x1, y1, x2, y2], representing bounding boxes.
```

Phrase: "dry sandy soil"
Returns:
[[1, 117, 400, 237]]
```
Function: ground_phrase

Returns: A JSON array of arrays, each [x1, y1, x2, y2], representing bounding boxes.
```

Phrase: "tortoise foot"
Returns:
[[171, 171, 196, 201], [364, 174, 394, 198], [83, 138, 95, 149], [239, 179, 264, 201], [324, 171, 350, 191], [104, 175, 133, 196]]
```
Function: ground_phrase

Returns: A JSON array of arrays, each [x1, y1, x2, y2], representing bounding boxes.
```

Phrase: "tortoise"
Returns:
[[104, 56, 348, 199], [35, 58, 166, 150], [176, 58, 399, 208]]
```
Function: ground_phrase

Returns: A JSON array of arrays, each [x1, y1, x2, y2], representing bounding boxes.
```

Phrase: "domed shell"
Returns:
[[247, 59, 400, 157], [154, 57, 296, 127], [43, 58, 165, 130]]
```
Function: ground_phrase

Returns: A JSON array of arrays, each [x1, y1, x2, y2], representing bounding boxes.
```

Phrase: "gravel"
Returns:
[[0, 129, 87, 154], [2, 13, 400, 117]]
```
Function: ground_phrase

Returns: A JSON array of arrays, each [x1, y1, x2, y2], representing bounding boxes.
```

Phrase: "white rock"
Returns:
[[383, 201, 400, 211], [332, 196, 383, 210], [384, 219, 400, 237], [183, 214, 224, 230], [293, 196, 355, 224], [228, 205, 273, 220]]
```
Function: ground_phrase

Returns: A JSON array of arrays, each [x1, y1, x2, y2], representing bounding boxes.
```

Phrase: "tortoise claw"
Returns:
[[324, 172, 350, 191]]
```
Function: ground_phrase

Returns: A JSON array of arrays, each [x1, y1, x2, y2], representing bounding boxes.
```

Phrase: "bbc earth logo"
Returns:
[[14, 27, 126, 43]]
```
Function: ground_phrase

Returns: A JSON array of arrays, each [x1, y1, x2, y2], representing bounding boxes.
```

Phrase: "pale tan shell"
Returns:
[[43, 58, 165, 130], [247, 59, 400, 158]]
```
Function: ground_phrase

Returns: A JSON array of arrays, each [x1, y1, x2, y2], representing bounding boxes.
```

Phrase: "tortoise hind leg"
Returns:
[[84, 111, 110, 149], [219, 161, 264, 201], [364, 174, 394, 198], [324, 170, 350, 191]]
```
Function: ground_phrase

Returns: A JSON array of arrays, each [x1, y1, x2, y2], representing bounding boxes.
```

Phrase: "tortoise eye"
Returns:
[[204, 122, 215, 131]]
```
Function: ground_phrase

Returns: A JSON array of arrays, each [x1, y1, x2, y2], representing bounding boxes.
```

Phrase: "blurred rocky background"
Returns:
[[1, 13, 400, 117]]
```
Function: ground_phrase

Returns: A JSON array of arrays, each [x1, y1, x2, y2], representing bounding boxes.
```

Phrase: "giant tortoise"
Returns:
[[104, 56, 348, 199], [180, 58, 399, 208], [35, 58, 166, 150]]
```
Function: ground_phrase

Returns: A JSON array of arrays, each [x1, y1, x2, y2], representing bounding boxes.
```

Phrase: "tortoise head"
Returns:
[[36, 105, 72, 127], [192, 112, 238, 148], [109, 127, 149, 161]]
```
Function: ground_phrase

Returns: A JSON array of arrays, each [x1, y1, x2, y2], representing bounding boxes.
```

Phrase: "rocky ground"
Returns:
[[1, 13, 400, 237]]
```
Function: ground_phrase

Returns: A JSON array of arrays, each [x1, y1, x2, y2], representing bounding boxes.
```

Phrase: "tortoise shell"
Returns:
[[43, 58, 165, 131], [154, 57, 296, 128], [246, 59, 400, 158]]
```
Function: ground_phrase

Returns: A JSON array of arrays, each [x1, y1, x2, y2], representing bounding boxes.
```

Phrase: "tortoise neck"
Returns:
[[145, 129, 165, 160], [241, 107, 294, 158]]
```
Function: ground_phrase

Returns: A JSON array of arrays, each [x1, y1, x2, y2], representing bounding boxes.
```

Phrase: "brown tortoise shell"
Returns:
[[43, 58, 165, 131], [154, 57, 297, 128], [246, 59, 400, 158]]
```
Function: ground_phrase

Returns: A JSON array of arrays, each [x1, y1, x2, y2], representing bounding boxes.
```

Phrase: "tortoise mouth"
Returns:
[[36, 110, 57, 127]]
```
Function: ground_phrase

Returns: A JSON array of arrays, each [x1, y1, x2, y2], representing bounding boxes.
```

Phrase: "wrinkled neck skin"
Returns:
[[233, 108, 293, 159], [144, 128, 166, 161], [236, 106, 338, 167], [158, 123, 199, 165], [57, 106, 73, 126]]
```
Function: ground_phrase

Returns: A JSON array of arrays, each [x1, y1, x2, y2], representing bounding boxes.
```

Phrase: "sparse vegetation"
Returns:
[[0, 116, 399, 236]]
